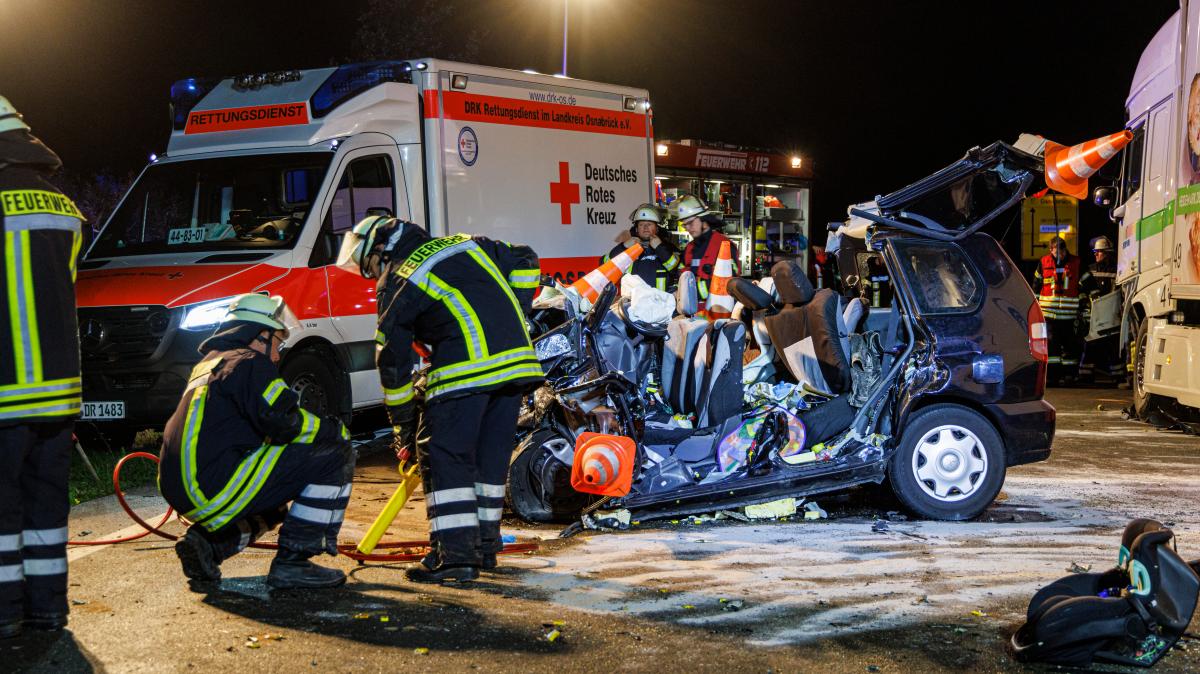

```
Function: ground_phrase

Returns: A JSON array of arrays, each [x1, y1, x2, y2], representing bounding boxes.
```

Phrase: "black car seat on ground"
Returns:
[[728, 278, 774, 311], [1011, 519, 1200, 668], [693, 318, 745, 427]]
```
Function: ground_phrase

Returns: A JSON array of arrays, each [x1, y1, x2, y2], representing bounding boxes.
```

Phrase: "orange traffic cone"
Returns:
[[570, 432, 636, 497], [1044, 130, 1133, 200], [570, 243, 643, 302], [705, 241, 735, 321]]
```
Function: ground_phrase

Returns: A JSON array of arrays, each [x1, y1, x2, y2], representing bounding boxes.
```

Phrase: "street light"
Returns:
[[561, 0, 569, 76]]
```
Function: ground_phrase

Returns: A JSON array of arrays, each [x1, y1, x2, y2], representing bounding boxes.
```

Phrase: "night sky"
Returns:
[[0, 0, 1180, 234]]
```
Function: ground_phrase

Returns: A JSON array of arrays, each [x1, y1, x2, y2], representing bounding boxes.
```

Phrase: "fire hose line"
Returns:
[[66, 452, 540, 562]]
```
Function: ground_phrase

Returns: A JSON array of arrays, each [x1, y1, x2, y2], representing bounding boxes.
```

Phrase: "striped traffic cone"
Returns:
[[570, 242, 643, 302], [570, 432, 636, 497], [1044, 130, 1133, 200], [705, 240, 735, 321]]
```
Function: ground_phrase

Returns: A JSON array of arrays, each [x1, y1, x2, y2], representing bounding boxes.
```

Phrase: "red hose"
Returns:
[[67, 452, 539, 562]]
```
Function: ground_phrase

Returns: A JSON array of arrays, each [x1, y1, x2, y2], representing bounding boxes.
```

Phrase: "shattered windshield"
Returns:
[[88, 152, 332, 258]]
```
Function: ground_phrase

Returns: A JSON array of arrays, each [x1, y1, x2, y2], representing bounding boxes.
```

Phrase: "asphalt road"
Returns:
[[10, 386, 1200, 673]]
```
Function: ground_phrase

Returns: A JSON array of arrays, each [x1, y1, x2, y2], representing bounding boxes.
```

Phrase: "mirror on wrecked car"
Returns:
[[1093, 185, 1116, 207]]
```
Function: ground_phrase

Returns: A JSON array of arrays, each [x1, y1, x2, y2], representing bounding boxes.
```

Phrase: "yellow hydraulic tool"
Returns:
[[356, 457, 422, 555]]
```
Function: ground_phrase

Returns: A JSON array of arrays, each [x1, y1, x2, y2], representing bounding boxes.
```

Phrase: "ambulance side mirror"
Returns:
[[1093, 186, 1116, 208]]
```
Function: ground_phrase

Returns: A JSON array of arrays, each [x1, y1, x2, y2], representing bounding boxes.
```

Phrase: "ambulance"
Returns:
[[1102, 7, 1200, 418], [75, 60, 654, 437]]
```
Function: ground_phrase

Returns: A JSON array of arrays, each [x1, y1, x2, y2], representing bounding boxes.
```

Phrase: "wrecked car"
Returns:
[[508, 140, 1056, 524]]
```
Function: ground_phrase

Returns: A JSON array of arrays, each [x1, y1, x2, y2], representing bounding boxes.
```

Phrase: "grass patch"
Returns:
[[70, 429, 162, 505]]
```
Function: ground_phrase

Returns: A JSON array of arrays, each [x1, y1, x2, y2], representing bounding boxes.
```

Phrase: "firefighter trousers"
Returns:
[[166, 437, 356, 561], [0, 421, 71, 624], [1046, 318, 1082, 377], [416, 391, 520, 568]]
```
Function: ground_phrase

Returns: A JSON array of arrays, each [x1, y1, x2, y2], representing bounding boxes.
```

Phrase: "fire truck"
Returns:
[[75, 60, 654, 438]]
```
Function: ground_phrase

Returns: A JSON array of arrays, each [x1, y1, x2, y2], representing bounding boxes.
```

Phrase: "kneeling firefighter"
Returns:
[[339, 217, 543, 583], [158, 294, 355, 589], [604, 203, 679, 291]]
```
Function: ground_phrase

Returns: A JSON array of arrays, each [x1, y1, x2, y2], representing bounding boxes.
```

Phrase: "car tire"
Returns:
[[507, 429, 592, 523], [279, 350, 347, 423], [888, 403, 1006, 521], [1132, 318, 1166, 421]]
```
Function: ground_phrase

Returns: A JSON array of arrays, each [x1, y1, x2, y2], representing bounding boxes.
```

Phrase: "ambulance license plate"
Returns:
[[82, 401, 125, 420]]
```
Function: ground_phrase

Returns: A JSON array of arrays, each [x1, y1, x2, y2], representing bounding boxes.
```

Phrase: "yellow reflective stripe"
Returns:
[[375, 330, 386, 345], [199, 444, 287, 532], [5, 231, 41, 383], [340, 424, 350, 440], [426, 347, 538, 387], [185, 443, 267, 523], [294, 409, 321, 444], [0, 382, 81, 404], [383, 382, 413, 406], [697, 279, 709, 299], [656, 277, 666, 291], [425, 271, 486, 359], [181, 385, 211, 507], [0, 395, 81, 421], [262, 379, 288, 405], [427, 361, 544, 399], [466, 248, 527, 339], [0, 376, 80, 395], [0, 190, 83, 218], [70, 230, 82, 283], [395, 233, 473, 279], [663, 254, 679, 271], [507, 268, 540, 289]]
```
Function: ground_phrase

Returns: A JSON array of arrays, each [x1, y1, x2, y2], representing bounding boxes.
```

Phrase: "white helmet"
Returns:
[[1092, 236, 1114, 252], [337, 215, 395, 279], [629, 203, 661, 225], [672, 194, 714, 222], [221, 293, 300, 339], [0, 96, 30, 134]]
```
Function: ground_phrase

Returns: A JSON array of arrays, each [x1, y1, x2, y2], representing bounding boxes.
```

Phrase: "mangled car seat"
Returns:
[[762, 261, 853, 394], [728, 276, 777, 384], [1011, 518, 1200, 668], [662, 271, 745, 426]]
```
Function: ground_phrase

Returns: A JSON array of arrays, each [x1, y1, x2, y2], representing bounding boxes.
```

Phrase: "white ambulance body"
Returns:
[[1113, 8, 1200, 414], [76, 60, 653, 430]]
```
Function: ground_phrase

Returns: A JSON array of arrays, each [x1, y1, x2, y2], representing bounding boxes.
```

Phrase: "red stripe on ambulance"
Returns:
[[185, 102, 309, 135], [438, 91, 647, 137]]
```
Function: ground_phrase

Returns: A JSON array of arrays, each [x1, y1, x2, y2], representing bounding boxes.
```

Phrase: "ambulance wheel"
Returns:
[[507, 429, 591, 523], [1132, 318, 1166, 420], [280, 350, 345, 421], [888, 404, 1005, 521]]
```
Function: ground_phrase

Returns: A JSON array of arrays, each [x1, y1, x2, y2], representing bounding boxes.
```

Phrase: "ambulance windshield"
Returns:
[[89, 151, 332, 258]]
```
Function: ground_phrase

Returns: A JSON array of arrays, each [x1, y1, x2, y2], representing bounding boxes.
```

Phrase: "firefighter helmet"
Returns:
[[629, 203, 661, 225], [337, 215, 397, 279], [671, 194, 714, 222], [1092, 236, 1114, 252], [0, 96, 30, 134], [222, 294, 299, 339]]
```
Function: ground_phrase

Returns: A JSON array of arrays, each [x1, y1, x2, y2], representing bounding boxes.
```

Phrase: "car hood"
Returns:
[[76, 252, 291, 308]]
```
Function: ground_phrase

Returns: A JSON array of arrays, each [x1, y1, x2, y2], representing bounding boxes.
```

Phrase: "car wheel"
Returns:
[[888, 404, 1006, 521], [1132, 318, 1166, 420], [507, 429, 592, 523], [279, 350, 347, 423]]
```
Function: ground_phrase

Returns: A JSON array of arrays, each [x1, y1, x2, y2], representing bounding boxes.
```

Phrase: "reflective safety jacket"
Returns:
[[1080, 258, 1117, 297], [604, 238, 680, 291], [1033, 253, 1082, 320], [376, 229, 543, 421], [683, 229, 740, 306], [0, 131, 84, 425], [159, 343, 345, 532]]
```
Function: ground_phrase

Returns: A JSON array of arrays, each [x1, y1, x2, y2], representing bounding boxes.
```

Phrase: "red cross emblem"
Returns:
[[548, 161, 580, 225]]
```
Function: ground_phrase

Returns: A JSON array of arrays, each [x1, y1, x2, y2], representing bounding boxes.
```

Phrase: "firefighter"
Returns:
[[675, 195, 740, 309], [1079, 236, 1123, 382], [0, 96, 84, 638], [604, 203, 680, 291], [1033, 236, 1083, 383], [338, 216, 543, 584], [159, 293, 355, 590]]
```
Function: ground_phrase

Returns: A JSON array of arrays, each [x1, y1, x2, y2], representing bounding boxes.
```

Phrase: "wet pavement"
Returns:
[[13, 386, 1200, 673]]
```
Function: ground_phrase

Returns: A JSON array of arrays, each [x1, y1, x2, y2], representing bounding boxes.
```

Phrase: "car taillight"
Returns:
[[1028, 302, 1048, 396]]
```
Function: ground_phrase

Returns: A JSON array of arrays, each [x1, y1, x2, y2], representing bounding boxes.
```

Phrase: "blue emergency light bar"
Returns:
[[169, 77, 220, 131], [309, 61, 414, 119]]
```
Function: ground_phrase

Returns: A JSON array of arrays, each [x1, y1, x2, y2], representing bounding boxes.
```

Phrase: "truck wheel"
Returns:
[[507, 429, 592, 523], [1132, 318, 1166, 420], [888, 404, 1006, 521], [280, 350, 346, 422]]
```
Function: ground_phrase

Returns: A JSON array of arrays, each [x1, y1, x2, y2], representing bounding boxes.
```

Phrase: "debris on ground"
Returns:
[[885, 511, 907, 521], [970, 610, 988, 618], [744, 498, 798, 520], [1067, 561, 1092, 574], [413, 647, 429, 655], [502, 534, 517, 544], [720, 598, 745, 611], [716, 509, 750, 522], [544, 629, 561, 643], [582, 509, 632, 531], [804, 501, 828, 520], [871, 519, 890, 533]]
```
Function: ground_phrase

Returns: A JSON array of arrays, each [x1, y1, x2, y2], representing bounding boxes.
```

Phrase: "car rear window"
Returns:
[[892, 240, 983, 314]]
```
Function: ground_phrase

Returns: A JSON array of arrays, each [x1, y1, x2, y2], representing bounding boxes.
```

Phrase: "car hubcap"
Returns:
[[290, 374, 328, 416], [912, 424, 988, 502]]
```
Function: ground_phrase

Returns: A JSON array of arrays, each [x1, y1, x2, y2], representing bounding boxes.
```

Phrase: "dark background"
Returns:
[[0, 0, 1180, 246]]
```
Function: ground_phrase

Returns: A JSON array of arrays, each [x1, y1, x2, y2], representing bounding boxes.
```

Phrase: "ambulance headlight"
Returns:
[[181, 297, 238, 331]]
